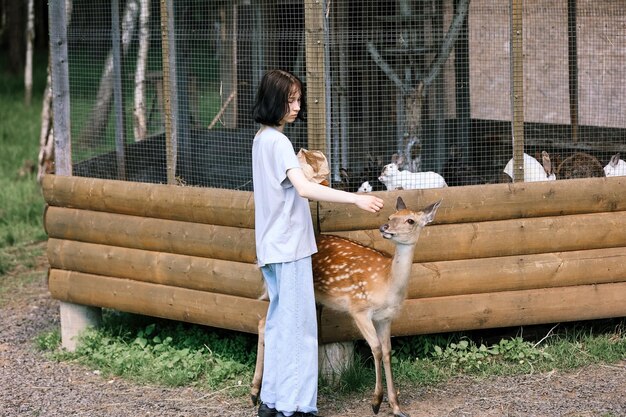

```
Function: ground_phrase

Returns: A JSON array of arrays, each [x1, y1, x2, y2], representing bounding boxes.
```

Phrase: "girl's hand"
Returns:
[[354, 194, 384, 213], [288, 167, 384, 213]]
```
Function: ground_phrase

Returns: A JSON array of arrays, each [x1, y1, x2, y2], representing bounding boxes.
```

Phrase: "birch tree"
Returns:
[[24, 0, 35, 106], [133, 0, 150, 141], [77, 0, 140, 147]]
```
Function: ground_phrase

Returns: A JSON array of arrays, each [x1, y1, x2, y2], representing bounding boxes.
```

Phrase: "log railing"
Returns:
[[42, 174, 626, 343]]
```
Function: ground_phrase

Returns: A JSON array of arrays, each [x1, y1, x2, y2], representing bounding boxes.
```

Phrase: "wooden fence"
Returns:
[[42, 174, 626, 343]]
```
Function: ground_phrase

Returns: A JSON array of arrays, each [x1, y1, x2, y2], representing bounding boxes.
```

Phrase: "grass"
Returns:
[[33, 312, 626, 395], [2, 49, 625, 398], [0, 52, 49, 276]]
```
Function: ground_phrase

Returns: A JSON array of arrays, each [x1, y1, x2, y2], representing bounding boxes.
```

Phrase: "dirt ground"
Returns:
[[1, 254, 625, 417]]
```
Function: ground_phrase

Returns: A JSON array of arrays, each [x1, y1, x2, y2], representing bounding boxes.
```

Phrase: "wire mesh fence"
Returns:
[[53, 0, 626, 191]]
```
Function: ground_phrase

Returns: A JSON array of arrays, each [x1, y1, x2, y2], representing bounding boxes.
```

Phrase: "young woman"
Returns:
[[252, 69, 384, 417]]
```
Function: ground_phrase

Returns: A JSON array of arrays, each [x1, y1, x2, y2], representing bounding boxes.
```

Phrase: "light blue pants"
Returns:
[[260, 257, 318, 414]]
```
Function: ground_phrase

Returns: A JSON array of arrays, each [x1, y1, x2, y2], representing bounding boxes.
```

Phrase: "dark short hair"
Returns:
[[252, 69, 306, 126]]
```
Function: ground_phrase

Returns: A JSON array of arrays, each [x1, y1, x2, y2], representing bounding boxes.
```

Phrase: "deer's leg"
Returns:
[[250, 316, 266, 406], [351, 312, 384, 415], [375, 320, 408, 417]]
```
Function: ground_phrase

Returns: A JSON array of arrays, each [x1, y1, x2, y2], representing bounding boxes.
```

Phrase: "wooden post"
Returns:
[[454, 0, 471, 172], [111, 0, 127, 180], [160, 0, 179, 185], [318, 341, 354, 381], [304, 0, 328, 155], [567, 0, 579, 143], [510, 0, 525, 182], [49, 0, 72, 177], [48, 0, 102, 351]]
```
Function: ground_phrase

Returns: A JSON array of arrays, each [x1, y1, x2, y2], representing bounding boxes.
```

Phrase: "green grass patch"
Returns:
[[35, 315, 626, 397], [40, 310, 257, 392], [0, 51, 48, 267]]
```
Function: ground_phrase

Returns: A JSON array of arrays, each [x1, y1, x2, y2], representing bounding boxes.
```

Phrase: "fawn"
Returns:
[[251, 197, 442, 417]]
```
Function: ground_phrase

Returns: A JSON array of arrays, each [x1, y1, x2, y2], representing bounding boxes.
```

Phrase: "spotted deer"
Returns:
[[251, 197, 442, 417]]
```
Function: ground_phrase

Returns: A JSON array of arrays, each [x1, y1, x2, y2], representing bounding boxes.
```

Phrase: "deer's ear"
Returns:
[[396, 196, 406, 211], [422, 199, 442, 224]]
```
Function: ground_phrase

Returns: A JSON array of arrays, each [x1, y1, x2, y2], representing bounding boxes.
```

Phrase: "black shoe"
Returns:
[[258, 403, 277, 417]]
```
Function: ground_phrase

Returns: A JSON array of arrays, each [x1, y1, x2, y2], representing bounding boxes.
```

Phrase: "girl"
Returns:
[[251, 69, 384, 417]]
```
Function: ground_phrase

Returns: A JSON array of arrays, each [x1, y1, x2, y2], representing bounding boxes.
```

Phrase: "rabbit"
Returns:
[[604, 153, 626, 177], [502, 151, 556, 182], [357, 180, 373, 193], [378, 158, 447, 190]]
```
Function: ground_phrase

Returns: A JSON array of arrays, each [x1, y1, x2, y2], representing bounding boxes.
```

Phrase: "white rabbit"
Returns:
[[503, 151, 555, 182], [604, 153, 626, 177], [378, 162, 447, 190], [357, 181, 373, 193]]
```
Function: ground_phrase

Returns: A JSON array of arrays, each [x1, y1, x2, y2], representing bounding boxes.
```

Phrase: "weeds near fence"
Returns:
[[35, 309, 626, 394]]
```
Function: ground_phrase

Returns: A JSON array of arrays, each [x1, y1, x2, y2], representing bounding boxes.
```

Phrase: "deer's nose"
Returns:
[[380, 224, 389, 233]]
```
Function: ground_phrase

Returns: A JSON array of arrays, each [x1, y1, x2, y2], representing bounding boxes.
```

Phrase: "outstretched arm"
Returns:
[[287, 167, 384, 213]]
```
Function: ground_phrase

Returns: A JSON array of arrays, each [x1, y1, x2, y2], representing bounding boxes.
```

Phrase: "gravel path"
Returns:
[[1, 268, 625, 417]]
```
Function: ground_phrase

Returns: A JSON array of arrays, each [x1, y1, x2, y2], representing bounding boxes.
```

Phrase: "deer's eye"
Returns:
[[407, 219, 415, 225]]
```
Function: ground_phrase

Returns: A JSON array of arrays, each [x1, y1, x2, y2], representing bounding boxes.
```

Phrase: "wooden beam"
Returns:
[[510, 0, 525, 182], [41, 175, 256, 228], [41, 175, 321, 230], [333, 210, 626, 262], [304, 0, 327, 153], [42, 175, 626, 233], [47, 239, 264, 299], [160, 0, 179, 184], [318, 176, 626, 231], [48, 0, 72, 175], [44, 204, 626, 266], [44, 207, 257, 263], [567, 0, 579, 143], [319, 281, 626, 343], [49, 269, 267, 334], [408, 246, 626, 299]]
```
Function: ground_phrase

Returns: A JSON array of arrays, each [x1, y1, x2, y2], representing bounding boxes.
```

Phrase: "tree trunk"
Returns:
[[77, 0, 140, 148], [5, 0, 25, 74], [37, 64, 54, 183], [133, 0, 150, 141], [24, 0, 35, 106]]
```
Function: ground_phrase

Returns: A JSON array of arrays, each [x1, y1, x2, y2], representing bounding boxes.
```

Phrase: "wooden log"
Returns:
[[45, 206, 626, 265], [319, 281, 626, 343], [41, 174, 256, 228], [334, 210, 626, 262], [47, 239, 264, 299], [41, 175, 626, 235], [319, 176, 626, 231], [303, 0, 327, 154], [48, 269, 267, 334], [407, 247, 626, 299], [44, 207, 257, 263]]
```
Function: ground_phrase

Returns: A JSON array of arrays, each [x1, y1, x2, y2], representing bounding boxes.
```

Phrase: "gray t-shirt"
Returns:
[[252, 126, 317, 266]]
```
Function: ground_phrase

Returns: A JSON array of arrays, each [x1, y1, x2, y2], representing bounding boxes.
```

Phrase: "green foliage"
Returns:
[[35, 329, 62, 351], [543, 321, 626, 370], [0, 51, 48, 262], [393, 333, 459, 360], [45, 312, 257, 389], [431, 336, 552, 374], [0, 242, 46, 304]]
